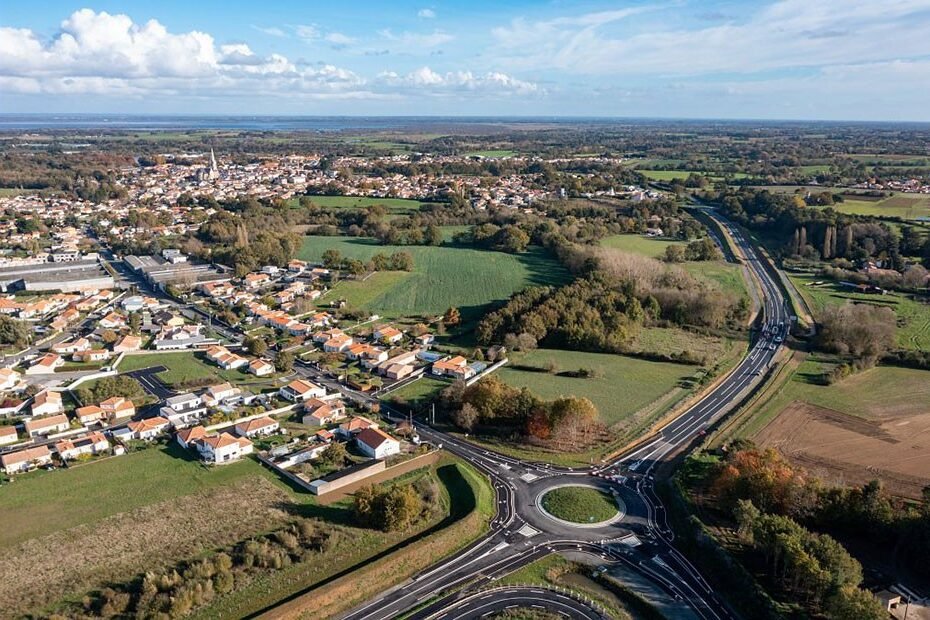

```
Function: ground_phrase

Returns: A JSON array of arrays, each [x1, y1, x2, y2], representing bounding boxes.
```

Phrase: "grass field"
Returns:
[[831, 194, 930, 220], [300, 236, 570, 324], [638, 170, 750, 181], [296, 195, 433, 214], [788, 273, 930, 350], [541, 486, 619, 523], [630, 326, 738, 364], [463, 149, 516, 158], [498, 348, 695, 428], [599, 234, 748, 298], [117, 351, 280, 388]]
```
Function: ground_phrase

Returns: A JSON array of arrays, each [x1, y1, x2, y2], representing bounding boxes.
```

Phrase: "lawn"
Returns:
[[541, 486, 619, 523], [788, 272, 930, 350], [116, 351, 280, 387], [599, 234, 748, 298], [295, 195, 432, 214], [384, 376, 449, 408], [0, 445, 276, 549], [831, 194, 930, 220], [498, 348, 695, 428], [300, 236, 570, 324]]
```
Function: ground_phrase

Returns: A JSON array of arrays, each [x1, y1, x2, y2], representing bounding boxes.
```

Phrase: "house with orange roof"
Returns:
[[175, 425, 207, 449], [113, 334, 143, 353], [279, 378, 326, 402], [25, 353, 64, 375], [31, 389, 63, 417], [0, 425, 19, 446], [373, 325, 403, 344], [51, 337, 91, 355], [99, 396, 135, 420], [248, 358, 274, 377], [73, 349, 111, 363], [302, 397, 347, 426], [234, 416, 279, 438], [336, 416, 379, 439], [323, 333, 353, 353], [24, 413, 70, 438], [194, 432, 253, 464], [127, 416, 170, 441], [74, 404, 105, 425], [431, 355, 476, 380], [55, 431, 109, 461], [1, 445, 53, 473], [0, 367, 22, 391]]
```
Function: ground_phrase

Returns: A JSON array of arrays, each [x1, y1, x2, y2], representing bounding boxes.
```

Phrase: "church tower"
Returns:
[[209, 148, 219, 180]]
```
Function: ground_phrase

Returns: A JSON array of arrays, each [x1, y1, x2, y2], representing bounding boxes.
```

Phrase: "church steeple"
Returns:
[[209, 148, 219, 180]]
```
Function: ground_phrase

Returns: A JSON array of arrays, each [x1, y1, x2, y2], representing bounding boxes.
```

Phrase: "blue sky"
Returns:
[[2, 1, 930, 120]]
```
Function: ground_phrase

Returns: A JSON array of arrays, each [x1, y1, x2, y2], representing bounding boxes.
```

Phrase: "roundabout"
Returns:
[[536, 483, 626, 528]]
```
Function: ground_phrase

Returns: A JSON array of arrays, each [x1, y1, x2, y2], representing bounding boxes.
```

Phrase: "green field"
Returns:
[[300, 236, 570, 324], [541, 486, 619, 523], [0, 446, 273, 548], [498, 348, 695, 428], [463, 149, 516, 158], [117, 351, 279, 387], [832, 194, 930, 220], [630, 326, 739, 363], [599, 234, 748, 298], [295, 195, 432, 214], [789, 273, 930, 350], [639, 170, 750, 181]]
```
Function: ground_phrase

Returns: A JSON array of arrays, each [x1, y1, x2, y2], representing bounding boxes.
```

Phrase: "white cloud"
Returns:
[[378, 66, 539, 95], [378, 29, 454, 48], [0, 9, 538, 105], [491, 0, 930, 77], [251, 25, 287, 37], [418, 8, 436, 19]]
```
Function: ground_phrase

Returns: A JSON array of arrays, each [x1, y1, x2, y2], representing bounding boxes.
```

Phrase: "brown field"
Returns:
[[754, 401, 930, 499], [0, 476, 292, 616]]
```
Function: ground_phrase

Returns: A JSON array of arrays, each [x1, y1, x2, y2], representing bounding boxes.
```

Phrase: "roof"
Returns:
[[75, 404, 104, 418], [128, 416, 169, 432], [340, 416, 376, 432], [24, 413, 69, 432], [1, 445, 52, 466], [284, 379, 320, 394], [177, 425, 207, 443], [356, 427, 398, 450], [34, 390, 62, 406], [236, 416, 277, 433]]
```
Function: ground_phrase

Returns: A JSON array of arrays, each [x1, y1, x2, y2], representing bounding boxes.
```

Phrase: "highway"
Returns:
[[335, 207, 793, 620]]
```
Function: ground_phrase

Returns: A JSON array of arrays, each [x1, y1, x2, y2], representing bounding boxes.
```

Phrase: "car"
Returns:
[[769, 343, 777, 350]]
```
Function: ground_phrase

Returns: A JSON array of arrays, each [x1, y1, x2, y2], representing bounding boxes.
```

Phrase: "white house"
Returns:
[[0, 367, 21, 391], [0, 425, 19, 446], [195, 432, 253, 464], [302, 397, 347, 426], [26, 353, 64, 375], [24, 413, 70, 438], [31, 390, 63, 417], [202, 382, 241, 407], [127, 416, 170, 441], [248, 358, 275, 377], [176, 425, 207, 449], [99, 396, 135, 420], [279, 379, 326, 402], [160, 393, 206, 428], [234, 416, 279, 438], [54, 431, 109, 461], [1, 445, 53, 473], [355, 427, 401, 459]]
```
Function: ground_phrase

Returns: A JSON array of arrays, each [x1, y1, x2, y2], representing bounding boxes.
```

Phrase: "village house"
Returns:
[[202, 382, 242, 407], [51, 337, 91, 355], [99, 396, 135, 420], [159, 393, 206, 428], [432, 355, 476, 380], [355, 427, 401, 459], [204, 345, 248, 370], [98, 312, 126, 329], [0, 425, 19, 446], [175, 425, 207, 449], [127, 416, 170, 441], [248, 358, 274, 377], [323, 333, 354, 353], [244, 273, 271, 289], [74, 404, 105, 426], [279, 378, 326, 402], [1, 445, 53, 473], [26, 353, 64, 375], [373, 325, 403, 345], [234, 416, 279, 438], [336, 415, 379, 439], [24, 413, 70, 438], [195, 432, 253, 464], [113, 334, 143, 353], [31, 390, 64, 417], [73, 348, 111, 363], [0, 367, 22, 391], [301, 396, 347, 426], [55, 431, 109, 461]]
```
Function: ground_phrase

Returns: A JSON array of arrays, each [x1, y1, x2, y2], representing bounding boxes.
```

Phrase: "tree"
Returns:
[[389, 251, 414, 271], [319, 441, 347, 468], [275, 350, 294, 372], [663, 244, 686, 263], [817, 303, 896, 359], [128, 312, 141, 334], [824, 587, 886, 620], [425, 224, 443, 246], [443, 307, 461, 327], [100, 329, 119, 346], [321, 249, 342, 269], [244, 336, 267, 357], [0, 315, 31, 348], [452, 403, 479, 432]]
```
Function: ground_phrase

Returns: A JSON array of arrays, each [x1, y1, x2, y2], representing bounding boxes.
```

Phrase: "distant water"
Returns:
[[0, 114, 596, 132]]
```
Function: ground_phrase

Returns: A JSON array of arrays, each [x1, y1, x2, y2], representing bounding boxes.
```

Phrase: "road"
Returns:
[[408, 586, 609, 620], [333, 208, 793, 620]]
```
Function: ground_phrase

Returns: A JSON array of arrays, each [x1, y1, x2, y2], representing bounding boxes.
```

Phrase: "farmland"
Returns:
[[831, 193, 930, 220], [463, 149, 516, 158], [748, 363, 930, 499], [300, 236, 570, 325], [638, 169, 750, 181], [295, 195, 433, 214], [788, 272, 930, 350], [498, 348, 697, 428]]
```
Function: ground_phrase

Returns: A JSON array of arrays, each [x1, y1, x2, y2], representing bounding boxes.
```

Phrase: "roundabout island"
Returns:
[[537, 483, 626, 528]]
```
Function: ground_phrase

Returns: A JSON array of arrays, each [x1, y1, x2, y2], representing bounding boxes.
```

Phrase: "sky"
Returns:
[[2, 0, 930, 121]]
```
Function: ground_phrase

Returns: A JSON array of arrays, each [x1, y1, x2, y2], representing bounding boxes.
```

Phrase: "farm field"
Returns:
[[294, 195, 433, 214], [630, 326, 740, 365], [749, 364, 930, 499], [463, 149, 516, 158], [599, 234, 748, 298], [498, 348, 696, 428], [300, 236, 570, 325], [638, 169, 750, 181], [0, 445, 295, 616], [788, 272, 930, 350], [831, 194, 930, 220]]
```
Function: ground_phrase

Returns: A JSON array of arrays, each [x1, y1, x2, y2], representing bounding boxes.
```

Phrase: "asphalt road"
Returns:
[[410, 586, 609, 620], [334, 207, 793, 620]]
